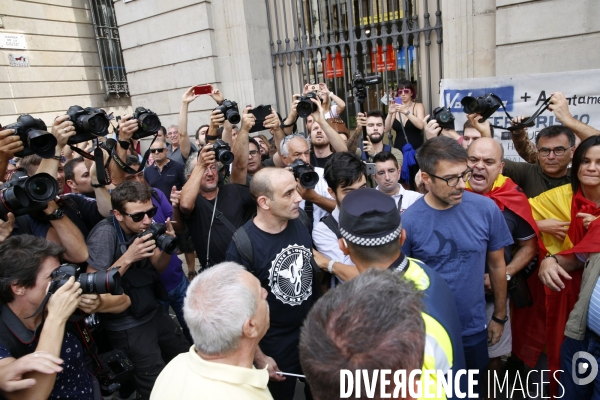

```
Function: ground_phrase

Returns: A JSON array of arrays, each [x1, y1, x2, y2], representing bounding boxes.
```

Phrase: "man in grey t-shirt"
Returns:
[[86, 181, 189, 399]]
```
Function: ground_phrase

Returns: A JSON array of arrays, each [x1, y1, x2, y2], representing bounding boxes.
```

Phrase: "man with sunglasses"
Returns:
[[144, 139, 187, 202], [86, 181, 190, 399], [401, 136, 513, 397]]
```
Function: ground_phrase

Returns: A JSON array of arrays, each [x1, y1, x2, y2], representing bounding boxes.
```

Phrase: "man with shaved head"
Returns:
[[466, 137, 538, 377], [226, 167, 318, 400]]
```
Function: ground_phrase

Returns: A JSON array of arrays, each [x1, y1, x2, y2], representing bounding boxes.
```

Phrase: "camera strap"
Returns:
[[69, 142, 112, 186], [488, 94, 553, 132], [110, 134, 158, 174]]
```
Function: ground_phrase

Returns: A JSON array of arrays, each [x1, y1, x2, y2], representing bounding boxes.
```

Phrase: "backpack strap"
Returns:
[[321, 215, 341, 239], [150, 189, 162, 205], [231, 227, 255, 274], [297, 207, 313, 233]]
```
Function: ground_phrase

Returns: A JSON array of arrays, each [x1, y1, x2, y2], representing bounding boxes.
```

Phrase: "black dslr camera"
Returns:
[[215, 100, 241, 125], [49, 264, 124, 295], [460, 93, 503, 122], [131, 107, 161, 139], [211, 139, 234, 165], [66, 105, 111, 144], [290, 159, 319, 189], [296, 92, 320, 118], [0, 170, 58, 217], [4, 114, 57, 158], [138, 223, 179, 255], [431, 107, 455, 130]]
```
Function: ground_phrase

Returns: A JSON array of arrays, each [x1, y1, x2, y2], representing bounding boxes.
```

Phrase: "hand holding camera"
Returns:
[[78, 294, 103, 315], [309, 97, 325, 122], [264, 109, 281, 132], [46, 276, 82, 324], [0, 213, 15, 243], [466, 113, 493, 137], [198, 144, 217, 169], [51, 115, 76, 149], [423, 115, 442, 140], [118, 114, 139, 141], [210, 109, 225, 128], [124, 233, 156, 264], [0, 129, 24, 162], [363, 136, 375, 157]]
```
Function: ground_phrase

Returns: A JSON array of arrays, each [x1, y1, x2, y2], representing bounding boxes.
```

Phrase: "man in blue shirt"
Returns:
[[401, 136, 513, 396]]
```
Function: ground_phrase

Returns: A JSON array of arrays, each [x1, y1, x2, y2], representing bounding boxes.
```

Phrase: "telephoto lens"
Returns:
[[211, 139, 234, 165], [49, 264, 124, 295], [290, 159, 319, 189]]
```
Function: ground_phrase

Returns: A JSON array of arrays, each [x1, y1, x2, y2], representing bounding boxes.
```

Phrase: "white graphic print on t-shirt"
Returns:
[[269, 244, 313, 306]]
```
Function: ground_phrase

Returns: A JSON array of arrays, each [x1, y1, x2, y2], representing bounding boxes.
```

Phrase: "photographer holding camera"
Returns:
[[86, 181, 190, 399], [0, 235, 117, 400]]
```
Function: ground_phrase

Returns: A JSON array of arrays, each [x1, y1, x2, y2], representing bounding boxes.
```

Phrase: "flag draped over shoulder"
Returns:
[[466, 174, 539, 236], [512, 183, 600, 397]]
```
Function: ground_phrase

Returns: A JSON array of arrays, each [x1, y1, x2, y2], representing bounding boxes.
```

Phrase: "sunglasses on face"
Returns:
[[124, 206, 158, 222], [150, 148, 166, 153], [397, 89, 412, 95]]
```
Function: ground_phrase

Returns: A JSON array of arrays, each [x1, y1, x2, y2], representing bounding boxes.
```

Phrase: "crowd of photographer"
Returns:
[[0, 74, 599, 400]]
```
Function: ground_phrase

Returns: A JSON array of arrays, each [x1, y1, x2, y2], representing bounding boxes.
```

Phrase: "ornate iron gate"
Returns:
[[265, 0, 442, 128]]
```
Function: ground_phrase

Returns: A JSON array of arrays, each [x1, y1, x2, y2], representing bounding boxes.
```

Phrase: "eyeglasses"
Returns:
[[538, 146, 571, 157], [124, 206, 158, 222], [428, 169, 472, 187], [150, 148, 166, 153], [249, 150, 259, 156], [397, 89, 412, 95]]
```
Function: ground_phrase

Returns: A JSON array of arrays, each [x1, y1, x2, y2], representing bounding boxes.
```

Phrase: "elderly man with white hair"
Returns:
[[150, 262, 273, 400]]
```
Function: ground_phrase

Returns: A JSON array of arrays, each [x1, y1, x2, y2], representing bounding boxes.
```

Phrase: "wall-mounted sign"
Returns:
[[0, 33, 26, 50], [8, 54, 29, 67]]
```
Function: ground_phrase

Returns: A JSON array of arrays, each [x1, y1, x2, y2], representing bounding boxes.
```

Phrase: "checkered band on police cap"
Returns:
[[338, 188, 402, 247]]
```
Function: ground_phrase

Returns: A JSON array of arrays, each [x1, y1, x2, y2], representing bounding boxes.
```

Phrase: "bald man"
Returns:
[[466, 138, 538, 375], [226, 168, 318, 400]]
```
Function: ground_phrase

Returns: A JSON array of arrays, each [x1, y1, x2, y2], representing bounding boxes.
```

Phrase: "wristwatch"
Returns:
[[46, 209, 65, 221], [404, 110, 410, 116], [506, 273, 511, 281], [327, 259, 339, 274]]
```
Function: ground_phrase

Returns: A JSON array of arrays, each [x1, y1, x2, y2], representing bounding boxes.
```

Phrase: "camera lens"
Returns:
[[299, 170, 319, 189], [139, 113, 161, 134], [156, 234, 179, 255], [296, 100, 314, 118], [216, 148, 234, 165], [78, 269, 123, 295], [28, 130, 58, 159], [24, 173, 59, 202], [85, 114, 110, 136], [225, 109, 241, 125], [0, 186, 30, 216], [438, 112, 450, 123]]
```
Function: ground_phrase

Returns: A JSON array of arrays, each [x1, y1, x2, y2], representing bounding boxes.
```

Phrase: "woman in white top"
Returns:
[[303, 83, 346, 119]]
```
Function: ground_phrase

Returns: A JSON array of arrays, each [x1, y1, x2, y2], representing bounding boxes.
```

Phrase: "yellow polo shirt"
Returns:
[[150, 346, 273, 400]]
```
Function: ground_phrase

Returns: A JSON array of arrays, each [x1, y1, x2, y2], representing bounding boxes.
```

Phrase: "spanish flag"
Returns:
[[513, 184, 600, 397], [466, 174, 539, 237]]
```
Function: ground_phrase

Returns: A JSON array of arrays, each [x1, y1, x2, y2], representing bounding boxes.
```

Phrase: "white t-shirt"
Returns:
[[299, 166, 334, 226], [324, 104, 339, 119], [376, 184, 423, 213]]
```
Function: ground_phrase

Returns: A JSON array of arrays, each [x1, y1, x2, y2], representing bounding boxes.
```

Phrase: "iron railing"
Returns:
[[89, 0, 129, 100], [265, 0, 443, 129]]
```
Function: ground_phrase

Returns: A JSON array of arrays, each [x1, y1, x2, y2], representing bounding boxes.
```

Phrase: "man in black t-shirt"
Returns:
[[226, 167, 317, 400], [180, 145, 255, 269]]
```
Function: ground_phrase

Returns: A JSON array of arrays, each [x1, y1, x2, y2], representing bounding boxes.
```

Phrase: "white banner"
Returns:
[[439, 69, 600, 161]]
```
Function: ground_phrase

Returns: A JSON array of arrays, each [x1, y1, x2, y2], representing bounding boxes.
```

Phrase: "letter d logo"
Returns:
[[572, 351, 598, 385]]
